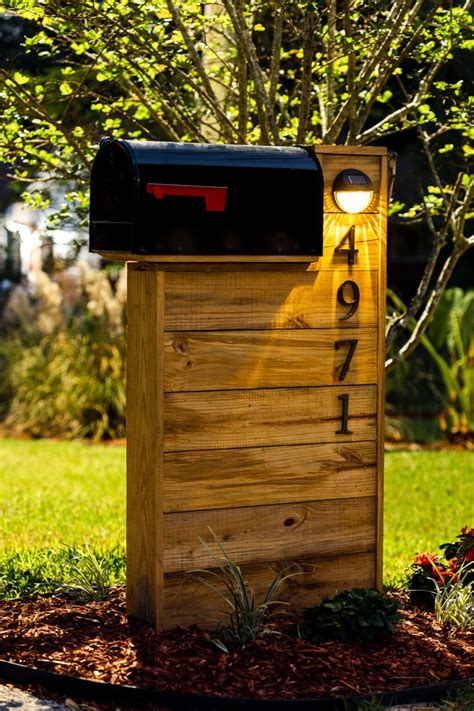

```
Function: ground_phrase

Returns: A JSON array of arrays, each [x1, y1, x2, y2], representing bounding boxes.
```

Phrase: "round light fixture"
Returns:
[[333, 169, 373, 214]]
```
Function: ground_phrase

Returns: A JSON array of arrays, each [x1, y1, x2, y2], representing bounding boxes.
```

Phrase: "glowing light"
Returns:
[[333, 189, 374, 214]]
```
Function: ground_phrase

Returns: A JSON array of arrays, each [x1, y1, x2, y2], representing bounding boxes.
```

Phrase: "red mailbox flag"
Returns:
[[147, 183, 228, 212]]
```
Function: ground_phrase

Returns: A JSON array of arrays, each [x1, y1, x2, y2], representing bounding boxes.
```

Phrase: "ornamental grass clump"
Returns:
[[301, 588, 401, 644], [190, 531, 296, 653], [1, 265, 127, 441], [432, 566, 474, 629]]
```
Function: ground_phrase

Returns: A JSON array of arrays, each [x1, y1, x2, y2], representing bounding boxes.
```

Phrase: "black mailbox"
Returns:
[[89, 138, 324, 257]]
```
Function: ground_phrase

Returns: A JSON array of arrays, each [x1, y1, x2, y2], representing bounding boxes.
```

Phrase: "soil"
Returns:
[[0, 589, 472, 705]]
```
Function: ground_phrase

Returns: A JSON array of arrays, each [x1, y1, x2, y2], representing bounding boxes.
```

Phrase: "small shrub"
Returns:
[[1, 264, 127, 441], [301, 588, 401, 643], [4, 330, 126, 441], [190, 531, 296, 652]]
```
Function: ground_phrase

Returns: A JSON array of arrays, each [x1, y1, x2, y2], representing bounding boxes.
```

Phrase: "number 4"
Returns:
[[335, 225, 359, 266]]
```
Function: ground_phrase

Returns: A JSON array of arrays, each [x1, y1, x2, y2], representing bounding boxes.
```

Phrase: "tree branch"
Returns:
[[296, 5, 316, 143], [222, 0, 279, 144], [385, 238, 471, 371], [166, 0, 234, 141], [269, 4, 283, 109]]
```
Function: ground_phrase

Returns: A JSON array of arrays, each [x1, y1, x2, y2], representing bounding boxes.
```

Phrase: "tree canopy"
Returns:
[[0, 0, 472, 365]]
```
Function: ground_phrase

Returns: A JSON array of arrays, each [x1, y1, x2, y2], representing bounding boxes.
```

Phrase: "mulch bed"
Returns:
[[0, 588, 472, 704]]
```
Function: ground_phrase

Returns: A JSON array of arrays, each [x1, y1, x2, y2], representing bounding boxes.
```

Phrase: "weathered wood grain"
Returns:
[[164, 327, 377, 392], [163, 440, 376, 512], [319, 213, 380, 271], [162, 551, 376, 628], [164, 384, 377, 452], [126, 268, 164, 627], [164, 270, 378, 331], [164, 497, 375, 573]]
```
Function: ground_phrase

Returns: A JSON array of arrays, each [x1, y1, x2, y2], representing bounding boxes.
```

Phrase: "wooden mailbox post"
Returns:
[[91, 142, 387, 630]]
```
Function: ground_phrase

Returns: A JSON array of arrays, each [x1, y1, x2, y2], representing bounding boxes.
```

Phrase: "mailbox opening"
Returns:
[[90, 139, 324, 258]]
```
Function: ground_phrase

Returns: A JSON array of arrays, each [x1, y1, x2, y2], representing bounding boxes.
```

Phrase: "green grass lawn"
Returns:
[[0, 439, 473, 596]]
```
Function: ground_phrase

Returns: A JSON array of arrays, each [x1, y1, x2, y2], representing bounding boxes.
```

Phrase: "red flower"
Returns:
[[464, 548, 474, 563], [413, 552, 440, 568]]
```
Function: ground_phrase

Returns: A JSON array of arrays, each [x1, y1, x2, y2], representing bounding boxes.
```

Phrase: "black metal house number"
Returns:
[[336, 393, 353, 435]]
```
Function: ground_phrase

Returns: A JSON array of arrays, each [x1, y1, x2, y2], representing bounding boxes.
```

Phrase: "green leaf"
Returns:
[[59, 82, 73, 96]]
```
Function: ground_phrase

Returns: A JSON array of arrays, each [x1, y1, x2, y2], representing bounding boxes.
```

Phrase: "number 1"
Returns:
[[336, 394, 352, 435]]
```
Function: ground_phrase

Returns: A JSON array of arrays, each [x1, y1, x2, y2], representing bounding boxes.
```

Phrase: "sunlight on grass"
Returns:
[[0, 438, 125, 550], [384, 450, 474, 586], [1, 439, 473, 594]]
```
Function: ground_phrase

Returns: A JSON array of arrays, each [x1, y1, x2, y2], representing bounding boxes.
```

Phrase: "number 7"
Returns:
[[335, 339, 358, 381]]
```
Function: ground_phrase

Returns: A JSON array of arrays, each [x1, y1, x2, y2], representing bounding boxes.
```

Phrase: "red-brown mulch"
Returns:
[[0, 588, 472, 703]]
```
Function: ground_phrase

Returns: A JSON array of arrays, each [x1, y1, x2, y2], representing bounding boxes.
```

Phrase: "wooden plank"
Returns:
[[162, 551, 376, 628], [317, 153, 380, 214], [319, 213, 380, 271], [96, 251, 316, 264], [376, 154, 388, 589], [127, 260, 319, 272], [164, 384, 377, 452], [164, 270, 378, 331], [164, 328, 377, 392], [126, 268, 164, 627], [164, 497, 375, 573], [315, 145, 387, 155], [163, 440, 376, 512]]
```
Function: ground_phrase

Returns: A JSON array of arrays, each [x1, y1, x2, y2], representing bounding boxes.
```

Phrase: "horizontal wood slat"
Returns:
[[163, 440, 376, 513], [164, 327, 377, 392], [164, 496, 375, 573], [164, 270, 378, 331], [162, 551, 376, 628], [164, 384, 377, 452]]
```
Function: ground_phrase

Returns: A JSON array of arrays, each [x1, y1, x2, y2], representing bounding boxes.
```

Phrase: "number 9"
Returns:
[[337, 280, 360, 320]]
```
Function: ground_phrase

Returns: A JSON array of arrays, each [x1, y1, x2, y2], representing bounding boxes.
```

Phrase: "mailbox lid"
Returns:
[[90, 139, 323, 257]]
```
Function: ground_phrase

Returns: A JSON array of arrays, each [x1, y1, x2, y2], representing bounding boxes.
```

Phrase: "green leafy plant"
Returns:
[[190, 531, 296, 652], [387, 288, 474, 440], [441, 526, 474, 575], [301, 588, 401, 644]]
